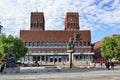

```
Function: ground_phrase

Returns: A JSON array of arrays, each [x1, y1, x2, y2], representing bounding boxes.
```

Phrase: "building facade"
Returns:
[[20, 12, 94, 67]]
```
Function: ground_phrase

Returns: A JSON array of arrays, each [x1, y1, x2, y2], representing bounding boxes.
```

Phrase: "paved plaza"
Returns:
[[0, 66, 120, 80]]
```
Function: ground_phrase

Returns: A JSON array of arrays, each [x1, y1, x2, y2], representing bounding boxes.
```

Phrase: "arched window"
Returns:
[[50, 42, 53, 47], [88, 50, 91, 53], [68, 23, 70, 26], [80, 50, 83, 53], [62, 42, 65, 46], [83, 42, 86, 46], [37, 42, 40, 46], [34, 23, 36, 30], [31, 23, 33, 27], [41, 42, 44, 46], [37, 23, 39, 27], [33, 50, 36, 53], [75, 50, 78, 53], [75, 42, 79, 47], [83, 50, 86, 53], [45, 42, 49, 47], [25, 42, 29, 47], [58, 42, 62, 47], [54, 42, 57, 47], [79, 42, 82, 46], [38, 50, 40, 53], [88, 42, 90, 46], [29, 42, 32, 47], [34, 23, 36, 27], [29, 50, 32, 53], [41, 50, 45, 53], [33, 42, 36, 46], [40, 23, 42, 27]]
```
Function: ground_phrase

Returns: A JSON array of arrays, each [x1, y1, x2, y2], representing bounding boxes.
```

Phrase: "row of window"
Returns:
[[25, 41, 91, 47], [21, 55, 92, 62], [67, 23, 79, 26], [28, 50, 91, 53], [31, 23, 43, 27]]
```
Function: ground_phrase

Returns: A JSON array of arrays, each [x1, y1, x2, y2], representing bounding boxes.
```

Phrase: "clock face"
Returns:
[[69, 17, 73, 21]]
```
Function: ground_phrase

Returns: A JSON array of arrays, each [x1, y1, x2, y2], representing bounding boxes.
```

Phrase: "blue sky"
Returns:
[[0, 0, 120, 43]]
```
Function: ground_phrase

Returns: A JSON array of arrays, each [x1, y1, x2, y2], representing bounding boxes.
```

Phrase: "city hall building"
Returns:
[[20, 12, 94, 67]]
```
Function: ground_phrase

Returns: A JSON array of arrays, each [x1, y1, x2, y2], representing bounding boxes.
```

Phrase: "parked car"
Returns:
[[95, 58, 107, 65]]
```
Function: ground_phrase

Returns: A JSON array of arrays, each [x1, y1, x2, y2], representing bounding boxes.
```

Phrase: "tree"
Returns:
[[113, 35, 120, 59], [0, 34, 28, 60], [101, 35, 120, 59]]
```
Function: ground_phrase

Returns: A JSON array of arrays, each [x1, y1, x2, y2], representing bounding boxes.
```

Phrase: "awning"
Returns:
[[0, 58, 6, 61]]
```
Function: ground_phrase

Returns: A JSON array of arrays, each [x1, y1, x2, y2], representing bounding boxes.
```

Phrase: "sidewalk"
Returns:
[[0, 66, 120, 80]]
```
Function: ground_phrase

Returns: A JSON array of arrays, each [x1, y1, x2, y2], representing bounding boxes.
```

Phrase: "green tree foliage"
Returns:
[[0, 34, 28, 60], [101, 35, 120, 59]]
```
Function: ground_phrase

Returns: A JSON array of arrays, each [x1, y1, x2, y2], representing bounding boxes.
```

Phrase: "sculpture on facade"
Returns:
[[67, 37, 74, 50]]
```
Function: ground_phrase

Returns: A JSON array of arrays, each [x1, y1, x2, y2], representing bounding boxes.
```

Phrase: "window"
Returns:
[[40, 23, 42, 27], [62, 42, 66, 46], [88, 50, 91, 53], [33, 50, 36, 53], [79, 56, 82, 60], [80, 42, 82, 46], [38, 50, 40, 53], [83, 42, 86, 46], [33, 42, 36, 46], [29, 42, 32, 47], [37, 42, 40, 46], [75, 42, 79, 47], [31, 23, 33, 27], [76, 50, 79, 53], [45, 42, 49, 47], [41, 50, 45, 53], [88, 42, 90, 46], [83, 50, 86, 53], [29, 50, 32, 53], [25, 42, 29, 47], [75, 56, 78, 60], [41, 56, 44, 61], [58, 42, 62, 47], [80, 50, 83, 53], [54, 42, 57, 47], [34, 23, 36, 27], [50, 42, 53, 47], [41, 42, 44, 46], [45, 50, 49, 53], [37, 23, 39, 27], [68, 23, 70, 26]]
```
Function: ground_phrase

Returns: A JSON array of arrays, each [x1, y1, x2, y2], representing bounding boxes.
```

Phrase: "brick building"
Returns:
[[93, 34, 117, 59], [20, 12, 94, 67]]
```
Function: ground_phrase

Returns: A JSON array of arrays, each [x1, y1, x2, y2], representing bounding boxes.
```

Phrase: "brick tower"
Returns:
[[64, 12, 79, 31], [30, 12, 45, 31]]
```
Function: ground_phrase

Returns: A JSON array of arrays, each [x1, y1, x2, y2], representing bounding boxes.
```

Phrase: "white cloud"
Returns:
[[0, 0, 120, 41]]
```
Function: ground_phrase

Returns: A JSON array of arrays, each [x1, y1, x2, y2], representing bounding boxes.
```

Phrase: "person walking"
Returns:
[[105, 61, 110, 70], [110, 61, 114, 69]]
